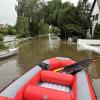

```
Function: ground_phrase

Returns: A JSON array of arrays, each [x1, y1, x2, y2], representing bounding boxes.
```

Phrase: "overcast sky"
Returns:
[[0, 0, 94, 26]]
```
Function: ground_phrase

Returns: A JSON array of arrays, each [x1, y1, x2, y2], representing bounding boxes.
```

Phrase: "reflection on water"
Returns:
[[0, 36, 100, 91], [48, 35, 60, 51]]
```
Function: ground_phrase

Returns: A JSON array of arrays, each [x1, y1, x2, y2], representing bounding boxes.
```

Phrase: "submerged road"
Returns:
[[0, 36, 100, 99]]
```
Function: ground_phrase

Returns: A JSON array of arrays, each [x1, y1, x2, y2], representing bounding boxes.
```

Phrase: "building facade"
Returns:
[[91, 0, 100, 38], [0, 24, 4, 29]]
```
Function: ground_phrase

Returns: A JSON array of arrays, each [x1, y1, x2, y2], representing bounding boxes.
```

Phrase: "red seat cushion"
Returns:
[[24, 86, 73, 100], [41, 70, 74, 86]]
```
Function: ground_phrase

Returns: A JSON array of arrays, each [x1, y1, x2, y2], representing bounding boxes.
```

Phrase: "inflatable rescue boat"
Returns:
[[0, 57, 96, 100]]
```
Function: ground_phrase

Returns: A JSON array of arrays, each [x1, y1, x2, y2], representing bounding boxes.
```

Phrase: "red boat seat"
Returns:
[[24, 71, 74, 100], [15, 70, 74, 100], [24, 85, 73, 100], [41, 70, 74, 86]]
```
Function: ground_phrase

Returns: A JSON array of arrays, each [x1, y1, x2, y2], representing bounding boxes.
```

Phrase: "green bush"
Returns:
[[0, 43, 8, 50], [94, 23, 100, 39], [0, 28, 8, 35], [0, 34, 3, 41], [50, 26, 60, 36], [0, 34, 8, 50], [0, 25, 16, 35], [7, 26, 16, 35]]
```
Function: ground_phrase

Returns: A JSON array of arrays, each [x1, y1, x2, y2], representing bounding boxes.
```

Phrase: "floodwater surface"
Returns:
[[0, 36, 100, 99]]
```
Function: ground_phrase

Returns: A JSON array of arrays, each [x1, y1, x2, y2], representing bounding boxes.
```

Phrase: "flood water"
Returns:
[[0, 36, 100, 98]]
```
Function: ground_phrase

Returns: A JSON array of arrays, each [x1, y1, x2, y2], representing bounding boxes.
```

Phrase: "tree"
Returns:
[[57, 2, 81, 39], [43, 0, 62, 26], [16, 16, 30, 38], [15, 0, 92, 39], [76, 0, 92, 37], [16, 0, 45, 37], [38, 20, 49, 35]]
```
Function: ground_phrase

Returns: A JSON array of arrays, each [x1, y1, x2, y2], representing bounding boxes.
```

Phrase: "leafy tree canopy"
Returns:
[[16, 0, 92, 39]]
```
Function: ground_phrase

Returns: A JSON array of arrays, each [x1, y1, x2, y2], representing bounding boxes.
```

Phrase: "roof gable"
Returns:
[[91, 0, 100, 13], [97, 0, 100, 10], [91, 0, 96, 13]]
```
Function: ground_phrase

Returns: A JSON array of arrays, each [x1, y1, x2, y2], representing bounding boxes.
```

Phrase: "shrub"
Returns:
[[94, 23, 100, 39], [50, 26, 60, 36], [0, 34, 3, 41], [0, 43, 8, 50]]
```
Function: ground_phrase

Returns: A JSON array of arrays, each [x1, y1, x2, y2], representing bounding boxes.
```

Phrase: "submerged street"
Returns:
[[0, 0, 100, 99], [0, 36, 100, 99]]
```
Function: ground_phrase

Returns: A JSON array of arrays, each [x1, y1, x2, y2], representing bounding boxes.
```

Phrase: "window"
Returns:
[[92, 14, 99, 21], [95, 14, 99, 20], [93, 15, 95, 21]]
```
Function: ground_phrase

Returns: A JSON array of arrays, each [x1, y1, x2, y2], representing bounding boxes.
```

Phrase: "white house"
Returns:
[[0, 24, 5, 29], [91, 0, 100, 38]]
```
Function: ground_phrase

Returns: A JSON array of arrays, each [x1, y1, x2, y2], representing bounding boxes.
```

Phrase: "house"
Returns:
[[0, 24, 4, 29], [91, 0, 100, 38]]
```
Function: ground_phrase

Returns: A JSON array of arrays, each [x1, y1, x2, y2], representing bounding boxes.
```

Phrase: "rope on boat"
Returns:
[[54, 56, 100, 74]]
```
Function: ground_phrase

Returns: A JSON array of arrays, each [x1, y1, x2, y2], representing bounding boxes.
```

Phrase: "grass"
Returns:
[[0, 42, 9, 50]]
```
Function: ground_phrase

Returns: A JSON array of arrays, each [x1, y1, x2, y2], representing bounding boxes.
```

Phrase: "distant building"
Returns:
[[0, 24, 5, 29], [91, 0, 100, 38]]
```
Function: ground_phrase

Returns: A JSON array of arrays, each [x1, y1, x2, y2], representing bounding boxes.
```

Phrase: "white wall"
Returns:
[[77, 39, 100, 45], [92, 1, 100, 37]]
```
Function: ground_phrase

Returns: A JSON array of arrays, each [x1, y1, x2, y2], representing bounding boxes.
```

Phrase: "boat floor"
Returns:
[[39, 82, 71, 93]]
